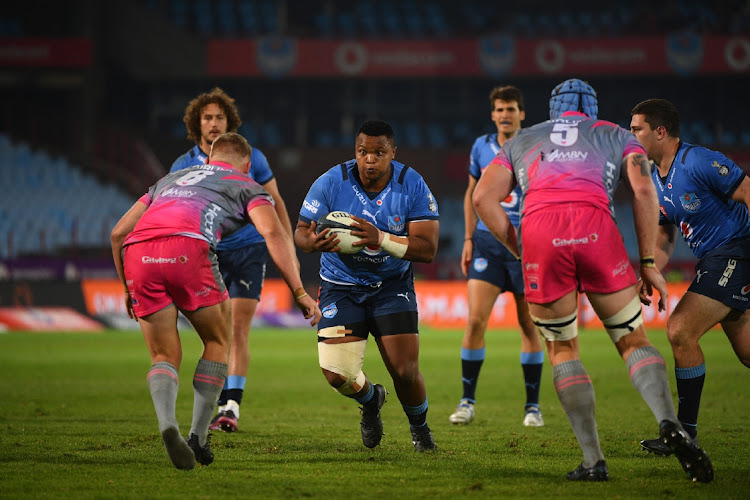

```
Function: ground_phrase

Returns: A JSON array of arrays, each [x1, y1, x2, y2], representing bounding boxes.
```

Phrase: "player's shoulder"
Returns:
[[392, 159, 426, 185], [171, 146, 204, 172], [250, 146, 268, 162], [472, 133, 494, 149]]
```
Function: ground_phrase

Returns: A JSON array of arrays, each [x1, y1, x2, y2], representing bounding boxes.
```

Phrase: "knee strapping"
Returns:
[[530, 311, 578, 341], [602, 295, 643, 343], [318, 339, 367, 396]]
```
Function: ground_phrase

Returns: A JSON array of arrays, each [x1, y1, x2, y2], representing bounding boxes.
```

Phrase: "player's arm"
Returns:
[[251, 204, 321, 325], [472, 163, 519, 258], [730, 175, 750, 207], [261, 178, 293, 237], [654, 224, 677, 270], [462, 175, 479, 276], [348, 216, 438, 263], [110, 200, 148, 319], [623, 151, 668, 311], [294, 219, 340, 253]]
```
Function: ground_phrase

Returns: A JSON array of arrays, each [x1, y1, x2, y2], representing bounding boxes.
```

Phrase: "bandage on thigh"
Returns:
[[601, 295, 643, 343], [530, 311, 578, 341]]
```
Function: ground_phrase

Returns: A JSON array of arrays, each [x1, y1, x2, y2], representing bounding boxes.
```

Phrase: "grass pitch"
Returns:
[[0, 326, 748, 499]]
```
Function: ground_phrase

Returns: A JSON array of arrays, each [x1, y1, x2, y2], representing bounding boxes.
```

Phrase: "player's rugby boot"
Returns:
[[209, 410, 238, 433], [411, 425, 437, 452], [187, 432, 214, 466], [566, 460, 609, 481], [161, 427, 196, 470], [523, 406, 544, 427], [659, 420, 713, 483], [449, 399, 475, 424], [360, 384, 387, 448], [640, 437, 674, 456]]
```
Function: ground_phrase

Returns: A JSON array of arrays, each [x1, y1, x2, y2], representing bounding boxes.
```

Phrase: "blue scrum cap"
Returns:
[[549, 78, 598, 119]]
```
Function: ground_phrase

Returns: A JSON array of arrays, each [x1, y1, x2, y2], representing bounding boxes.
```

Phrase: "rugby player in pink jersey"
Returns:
[[473, 79, 713, 483], [111, 132, 320, 470]]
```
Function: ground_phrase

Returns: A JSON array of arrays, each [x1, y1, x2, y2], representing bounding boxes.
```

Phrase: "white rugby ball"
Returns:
[[316, 211, 365, 254]]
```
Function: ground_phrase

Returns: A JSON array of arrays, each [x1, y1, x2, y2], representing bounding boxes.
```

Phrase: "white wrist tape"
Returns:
[[379, 232, 408, 258]]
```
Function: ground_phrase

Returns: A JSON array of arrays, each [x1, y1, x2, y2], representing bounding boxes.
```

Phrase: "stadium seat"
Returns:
[[336, 12, 357, 38], [314, 12, 333, 38], [425, 123, 448, 148]]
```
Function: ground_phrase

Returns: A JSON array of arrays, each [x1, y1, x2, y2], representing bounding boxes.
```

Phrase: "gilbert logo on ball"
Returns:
[[316, 212, 365, 254]]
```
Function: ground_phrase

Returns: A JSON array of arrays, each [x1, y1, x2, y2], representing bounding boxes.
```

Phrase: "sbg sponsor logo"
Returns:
[[718, 259, 737, 287]]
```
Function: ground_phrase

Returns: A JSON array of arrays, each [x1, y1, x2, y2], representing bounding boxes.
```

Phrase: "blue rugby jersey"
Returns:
[[299, 160, 439, 286], [654, 141, 750, 258], [171, 144, 274, 249], [469, 133, 522, 230]]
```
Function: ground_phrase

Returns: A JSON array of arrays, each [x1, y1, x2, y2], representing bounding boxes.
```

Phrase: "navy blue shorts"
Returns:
[[317, 270, 419, 339], [467, 230, 524, 294], [216, 243, 268, 300], [690, 237, 750, 312]]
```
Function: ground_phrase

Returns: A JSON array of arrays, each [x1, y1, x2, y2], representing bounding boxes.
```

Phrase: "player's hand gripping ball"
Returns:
[[316, 212, 365, 254]]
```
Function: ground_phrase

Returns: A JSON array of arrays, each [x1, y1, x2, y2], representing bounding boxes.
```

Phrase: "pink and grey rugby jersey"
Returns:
[[124, 161, 274, 249], [491, 111, 645, 219]]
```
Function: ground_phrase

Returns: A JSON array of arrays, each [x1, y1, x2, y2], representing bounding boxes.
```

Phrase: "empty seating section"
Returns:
[[0, 134, 133, 258], [138, 0, 735, 39]]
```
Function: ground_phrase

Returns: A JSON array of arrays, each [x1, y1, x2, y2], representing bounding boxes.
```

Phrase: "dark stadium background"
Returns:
[[0, 0, 748, 290]]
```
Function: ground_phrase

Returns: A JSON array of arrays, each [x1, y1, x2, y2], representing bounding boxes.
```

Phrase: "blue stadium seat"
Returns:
[[170, 0, 189, 29], [259, 0, 277, 33], [426, 123, 448, 148], [336, 12, 357, 38], [216, 0, 238, 37], [260, 122, 282, 147], [314, 12, 333, 38], [402, 122, 423, 147]]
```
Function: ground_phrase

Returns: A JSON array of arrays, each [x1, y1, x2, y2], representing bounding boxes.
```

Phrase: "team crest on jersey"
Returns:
[[473, 258, 488, 272], [388, 215, 405, 232], [711, 161, 730, 176], [680, 192, 701, 212], [322, 302, 338, 319]]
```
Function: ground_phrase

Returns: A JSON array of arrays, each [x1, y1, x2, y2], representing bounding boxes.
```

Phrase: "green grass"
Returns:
[[0, 326, 748, 499]]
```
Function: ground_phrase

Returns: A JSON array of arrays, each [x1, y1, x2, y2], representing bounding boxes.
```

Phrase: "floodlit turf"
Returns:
[[0, 326, 748, 499]]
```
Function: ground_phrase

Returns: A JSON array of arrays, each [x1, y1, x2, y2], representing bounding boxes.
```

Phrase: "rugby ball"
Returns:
[[316, 211, 365, 254]]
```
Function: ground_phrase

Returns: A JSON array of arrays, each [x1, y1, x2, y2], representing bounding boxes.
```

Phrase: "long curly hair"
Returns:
[[182, 87, 242, 144]]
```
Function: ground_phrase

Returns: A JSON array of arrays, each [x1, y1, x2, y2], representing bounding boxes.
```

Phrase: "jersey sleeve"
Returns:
[[298, 171, 335, 223], [250, 148, 274, 186], [490, 146, 514, 175], [170, 153, 192, 173], [405, 171, 439, 222], [468, 137, 483, 180], [689, 147, 746, 200]]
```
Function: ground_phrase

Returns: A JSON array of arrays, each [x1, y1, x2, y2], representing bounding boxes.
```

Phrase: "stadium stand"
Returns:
[[0, 134, 133, 258]]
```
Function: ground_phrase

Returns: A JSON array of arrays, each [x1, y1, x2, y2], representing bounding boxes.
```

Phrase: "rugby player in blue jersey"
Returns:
[[172, 88, 294, 433], [449, 85, 546, 427], [631, 98, 750, 456], [295, 120, 440, 451]]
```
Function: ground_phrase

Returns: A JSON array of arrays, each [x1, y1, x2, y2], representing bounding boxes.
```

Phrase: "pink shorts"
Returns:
[[520, 204, 636, 304], [123, 236, 228, 317]]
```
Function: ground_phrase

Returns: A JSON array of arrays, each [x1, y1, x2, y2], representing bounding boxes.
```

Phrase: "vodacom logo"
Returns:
[[725, 37, 750, 71], [335, 42, 367, 75], [535, 41, 565, 73]]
